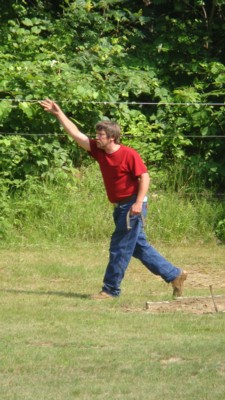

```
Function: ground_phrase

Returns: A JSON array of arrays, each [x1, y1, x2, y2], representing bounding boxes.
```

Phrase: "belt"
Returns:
[[114, 195, 136, 206]]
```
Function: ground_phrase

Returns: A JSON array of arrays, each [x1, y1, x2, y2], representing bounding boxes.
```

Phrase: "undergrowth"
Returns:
[[0, 163, 224, 246]]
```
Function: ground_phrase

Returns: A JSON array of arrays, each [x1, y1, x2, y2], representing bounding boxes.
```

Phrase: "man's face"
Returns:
[[95, 129, 112, 149]]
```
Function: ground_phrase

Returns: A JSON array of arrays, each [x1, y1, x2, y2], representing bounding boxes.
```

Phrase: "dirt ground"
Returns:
[[145, 295, 225, 314], [145, 267, 225, 314]]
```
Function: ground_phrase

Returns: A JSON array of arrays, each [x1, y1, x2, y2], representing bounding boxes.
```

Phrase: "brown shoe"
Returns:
[[91, 291, 115, 300], [171, 270, 188, 297]]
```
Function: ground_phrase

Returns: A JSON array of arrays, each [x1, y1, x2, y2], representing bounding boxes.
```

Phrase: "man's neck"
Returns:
[[104, 143, 120, 154]]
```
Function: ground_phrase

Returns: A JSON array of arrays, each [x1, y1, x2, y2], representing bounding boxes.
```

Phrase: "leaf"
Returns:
[[22, 18, 34, 27], [201, 127, 209, 136], [0, 101, 12, 120], [19, 102, 34, 118]]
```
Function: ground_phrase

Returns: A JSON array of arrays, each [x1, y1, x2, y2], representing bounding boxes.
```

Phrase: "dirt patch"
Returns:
[[143, 264, 225, 314], [144, 265, 225, 315], [186, 269, 225, 289], [145, 296, 225, 314]]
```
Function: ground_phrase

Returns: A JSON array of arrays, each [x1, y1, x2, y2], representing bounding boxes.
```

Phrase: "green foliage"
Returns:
[[0, 164, 221, 245], [215, 219, 225, 242], [0, 0, 225, 194], [0, 135, 80, 190], [214, 199, 225, 242]]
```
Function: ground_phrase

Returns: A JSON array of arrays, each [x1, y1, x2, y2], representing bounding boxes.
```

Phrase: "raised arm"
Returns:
[[40, 99, 91, 151]]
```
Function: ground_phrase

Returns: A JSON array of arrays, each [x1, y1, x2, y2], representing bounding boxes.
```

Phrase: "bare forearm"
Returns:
[[40, 99, 90, 151], [136, 172, 150, 203], [56, 110, 90, 151], [131, 172, 150, 215]]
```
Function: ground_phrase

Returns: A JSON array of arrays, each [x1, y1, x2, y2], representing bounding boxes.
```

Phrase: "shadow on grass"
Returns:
[[0, 288, 90, 299]]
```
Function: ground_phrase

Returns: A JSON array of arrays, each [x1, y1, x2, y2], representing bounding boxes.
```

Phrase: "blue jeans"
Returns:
[[102, 198, 181, 296]]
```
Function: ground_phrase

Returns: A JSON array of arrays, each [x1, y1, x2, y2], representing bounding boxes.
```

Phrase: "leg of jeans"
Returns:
[[132, 230, 181, 282], [103, 203, 141, 296], [132, 202, 181, 282]]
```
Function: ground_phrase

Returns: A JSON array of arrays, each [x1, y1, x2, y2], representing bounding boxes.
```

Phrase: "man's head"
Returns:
[[95, 120, 121, 144]]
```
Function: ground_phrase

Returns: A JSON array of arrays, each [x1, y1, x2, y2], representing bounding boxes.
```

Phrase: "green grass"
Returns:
[[1, 164, 225, 398], [1, 241, 225, 399]]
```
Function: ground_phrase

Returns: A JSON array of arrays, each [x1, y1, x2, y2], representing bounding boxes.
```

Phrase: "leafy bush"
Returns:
[[1, 0, 225, 192], [215, 219, 225, 243]]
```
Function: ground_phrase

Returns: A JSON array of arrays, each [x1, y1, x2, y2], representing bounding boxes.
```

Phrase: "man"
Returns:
[[40, 99, 187, 299]]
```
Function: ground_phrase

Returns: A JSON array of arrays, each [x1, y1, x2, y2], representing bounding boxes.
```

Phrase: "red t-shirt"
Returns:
[[89, 139, 148, 203]]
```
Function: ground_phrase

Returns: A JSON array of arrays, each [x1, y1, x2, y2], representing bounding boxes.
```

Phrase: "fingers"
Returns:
[[39, 99, 60, 115], [130, 211, 141, 216], [40, 98, 51, 107], [130, 203, 142, 215], [39, 99, 54, 112]]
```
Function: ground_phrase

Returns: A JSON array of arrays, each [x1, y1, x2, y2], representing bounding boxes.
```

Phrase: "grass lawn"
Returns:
[[0, 241, 225, 400]]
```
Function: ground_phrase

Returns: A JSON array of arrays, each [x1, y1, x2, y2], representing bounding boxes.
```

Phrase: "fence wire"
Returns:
[[0, 98, 225, 106], [0, 98, 225, 137]]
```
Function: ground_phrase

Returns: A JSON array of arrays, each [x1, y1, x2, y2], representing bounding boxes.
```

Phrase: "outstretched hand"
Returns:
[[40, 99, 61, 115]]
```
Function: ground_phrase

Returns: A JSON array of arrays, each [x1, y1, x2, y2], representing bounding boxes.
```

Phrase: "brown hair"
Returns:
[[95, 120, 121, 144]]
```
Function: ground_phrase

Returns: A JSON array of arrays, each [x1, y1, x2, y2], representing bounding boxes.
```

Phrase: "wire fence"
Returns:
[[1, 98, 225, 137], [0, 98, 225, 106], [1, 132, 225, 138]]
